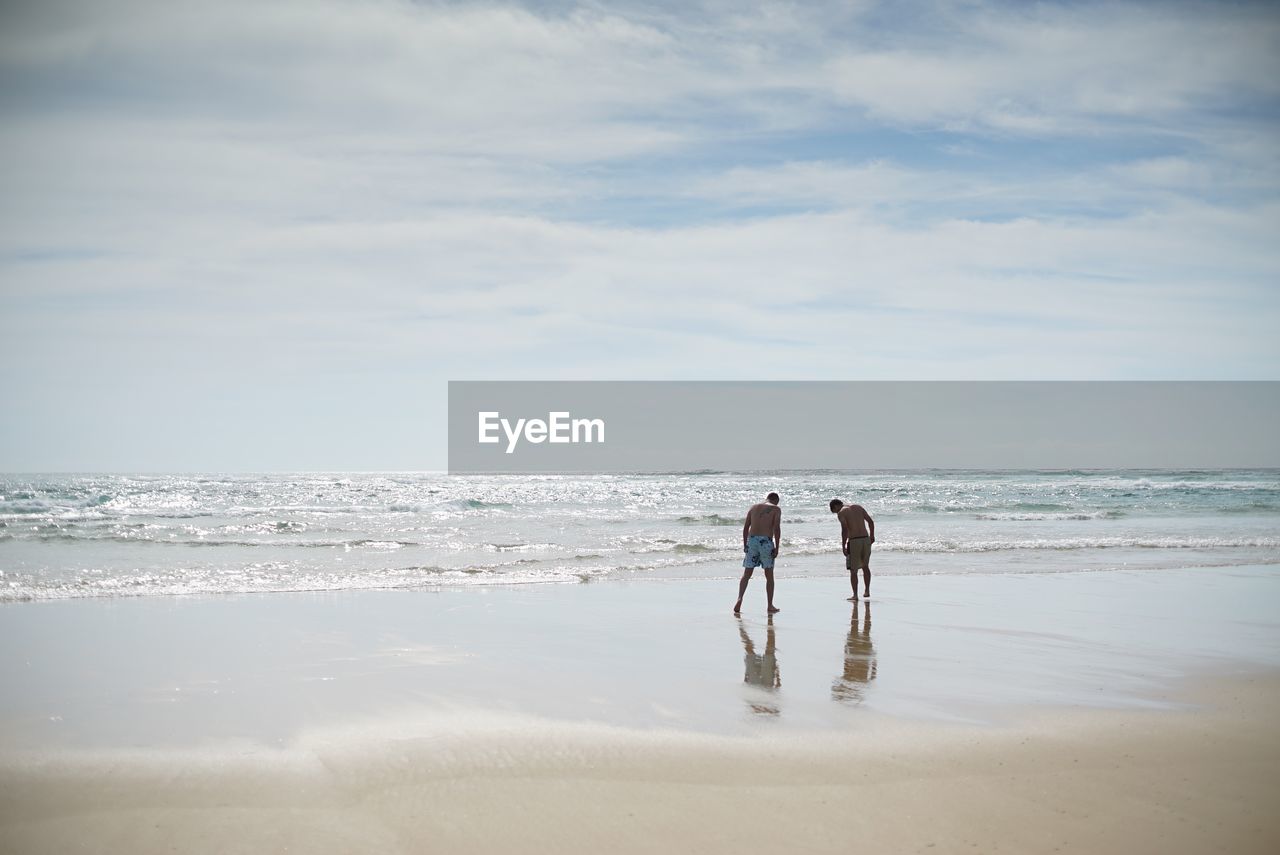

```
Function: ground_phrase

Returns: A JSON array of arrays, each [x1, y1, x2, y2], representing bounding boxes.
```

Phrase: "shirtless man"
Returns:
[[734, 492, 781, 615], [830, 498, 875, 600]]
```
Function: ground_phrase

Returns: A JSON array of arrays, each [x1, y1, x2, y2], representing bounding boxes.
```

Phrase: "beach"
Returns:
[[2, 565, 1279, 853], [6, 0, 1279, 847]]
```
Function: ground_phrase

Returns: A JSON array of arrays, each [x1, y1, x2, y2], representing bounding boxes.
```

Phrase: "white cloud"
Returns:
[[2, 0, 711, 162], [10, 200, 1273, 371], [823, 2, 1280, 133]]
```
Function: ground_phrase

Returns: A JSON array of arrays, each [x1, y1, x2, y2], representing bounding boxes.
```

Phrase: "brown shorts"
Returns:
[[846, 537, 872, 570]]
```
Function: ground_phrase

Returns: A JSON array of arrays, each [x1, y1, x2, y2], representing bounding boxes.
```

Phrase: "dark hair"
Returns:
[[766, 492, 780, 504], [829, 499, 843, 512]]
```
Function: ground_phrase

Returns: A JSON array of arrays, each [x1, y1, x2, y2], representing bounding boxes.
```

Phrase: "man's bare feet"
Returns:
[[846, 595, 858, 601], [733, 600, 743, 615], [767, 606, 780, 614]]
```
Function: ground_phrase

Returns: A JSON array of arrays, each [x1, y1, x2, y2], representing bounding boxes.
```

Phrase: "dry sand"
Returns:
[[2, 673, 1278, 855]]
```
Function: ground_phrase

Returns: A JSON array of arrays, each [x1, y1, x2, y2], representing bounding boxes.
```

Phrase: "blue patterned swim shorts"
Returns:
[[743, 534, 776, 570]]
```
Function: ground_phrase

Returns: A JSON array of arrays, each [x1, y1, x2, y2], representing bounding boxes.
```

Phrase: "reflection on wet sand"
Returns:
[[738, 616, 780, 716], [832, 602, 877, 705]]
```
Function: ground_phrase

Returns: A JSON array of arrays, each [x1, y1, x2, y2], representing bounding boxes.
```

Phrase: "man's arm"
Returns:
[[743, 512, 751, 552], [772, 509, 781, 556], [863, 507, 875, 544], [840, 513, 849, 554]]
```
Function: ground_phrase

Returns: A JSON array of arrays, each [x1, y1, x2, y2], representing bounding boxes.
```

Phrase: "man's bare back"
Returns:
[[837, 504, 872, 538], [745, 502, 781, 538]]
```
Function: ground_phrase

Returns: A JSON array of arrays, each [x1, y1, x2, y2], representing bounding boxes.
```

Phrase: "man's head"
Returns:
[[829, 499, 843, 513], [766, 492, 780, 505]]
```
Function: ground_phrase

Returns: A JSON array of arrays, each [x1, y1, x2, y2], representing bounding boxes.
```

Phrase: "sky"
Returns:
[[1, 0, 1278, 471]]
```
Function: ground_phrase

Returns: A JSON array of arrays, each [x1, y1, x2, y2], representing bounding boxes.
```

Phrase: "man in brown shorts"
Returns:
[[830, 498, 874, 600]]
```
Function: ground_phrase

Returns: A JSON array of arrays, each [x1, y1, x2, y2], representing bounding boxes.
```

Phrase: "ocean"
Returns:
[[1, 470, 1278, 601]]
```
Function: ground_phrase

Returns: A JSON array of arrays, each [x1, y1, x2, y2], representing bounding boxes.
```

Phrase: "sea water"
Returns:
[[1, 470, 1277, 601]]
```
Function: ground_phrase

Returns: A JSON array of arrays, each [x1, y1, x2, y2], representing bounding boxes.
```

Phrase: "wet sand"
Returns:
[[2, 566, 1279, 853]]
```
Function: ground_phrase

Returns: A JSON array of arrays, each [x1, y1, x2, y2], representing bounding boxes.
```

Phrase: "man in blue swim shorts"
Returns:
[[734, 492, 781, 615]]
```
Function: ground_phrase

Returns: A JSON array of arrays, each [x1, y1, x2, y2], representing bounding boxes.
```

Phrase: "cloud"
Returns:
[[1, 0, 720, 157], [823, 1, 1280, 133], [10, 200, 1274, 369]]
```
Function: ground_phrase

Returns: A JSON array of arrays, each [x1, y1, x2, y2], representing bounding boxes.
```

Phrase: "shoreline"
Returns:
[[4, 548, 1279, 604]]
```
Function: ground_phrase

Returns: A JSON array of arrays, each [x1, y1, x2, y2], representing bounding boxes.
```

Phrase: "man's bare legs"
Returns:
[[847, 565, 872, 600], [733, 568, 753, 614], [734, 567, 780, 614]]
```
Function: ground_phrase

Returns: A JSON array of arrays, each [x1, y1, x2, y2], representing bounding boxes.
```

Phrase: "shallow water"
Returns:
[[1, 567, 1278, 751]]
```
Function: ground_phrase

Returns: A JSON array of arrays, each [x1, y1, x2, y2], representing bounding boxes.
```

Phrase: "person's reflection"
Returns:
[[738, 616, 781, 716], [832, 601, 877, 705]]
